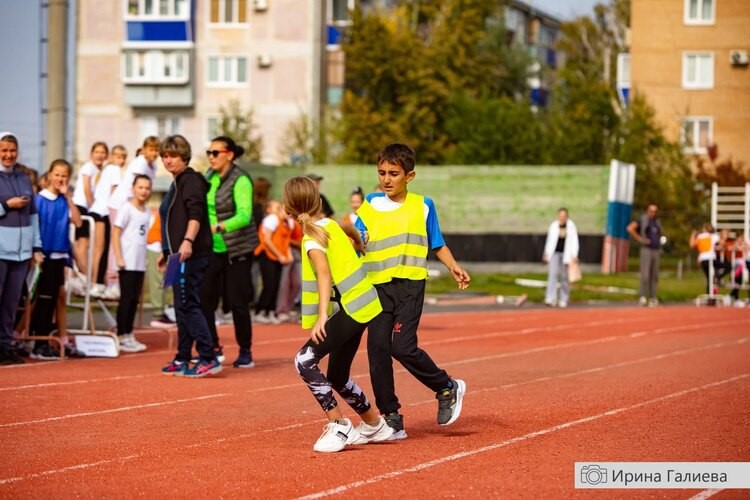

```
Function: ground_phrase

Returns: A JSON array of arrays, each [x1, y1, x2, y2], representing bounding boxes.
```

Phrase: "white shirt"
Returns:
[[303, 218, 331, 254], [543, 219, 580, 264], [367, 194, 430, 220], [89, 164, 124, 216], [72, 161, 99, 208], [108, 156, 156, 210], [114, 202, 150, 271]]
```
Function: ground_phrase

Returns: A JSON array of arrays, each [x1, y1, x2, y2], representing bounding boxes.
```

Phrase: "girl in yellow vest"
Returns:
[[283, 176, 394, 453]]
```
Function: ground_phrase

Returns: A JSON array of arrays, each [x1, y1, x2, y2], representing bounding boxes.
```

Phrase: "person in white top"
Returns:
[[542, 208, 580, 308], [89, 145, 127, 298], [71, 141, 108, 276], [108, 137, 160, 214], [112, 174, 152, 353]]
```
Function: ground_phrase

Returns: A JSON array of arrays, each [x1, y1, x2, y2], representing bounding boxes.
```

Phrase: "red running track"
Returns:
[[1, 306, 749, 498]]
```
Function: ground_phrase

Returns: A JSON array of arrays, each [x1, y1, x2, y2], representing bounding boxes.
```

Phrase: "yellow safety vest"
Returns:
[[301, 219, 382, 329], [356, 192, 429, 284]]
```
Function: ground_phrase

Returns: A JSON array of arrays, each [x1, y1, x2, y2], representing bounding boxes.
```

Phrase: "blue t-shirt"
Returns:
[[354, 192, 446, 250]]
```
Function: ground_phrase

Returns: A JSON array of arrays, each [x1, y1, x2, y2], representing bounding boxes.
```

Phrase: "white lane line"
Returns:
[[0, 393, 229, 428], [0, 374, 152, 392], [421, 317, 750, 347], [3, 337, 745, 485], [0, 454, 145, 485], [688, 489, 724, 500], [298, 374, 750, 499], [409, 337, 750, 406]]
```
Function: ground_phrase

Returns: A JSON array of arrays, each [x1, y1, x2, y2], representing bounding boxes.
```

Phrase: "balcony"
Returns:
[[122, 49, 193, 107]]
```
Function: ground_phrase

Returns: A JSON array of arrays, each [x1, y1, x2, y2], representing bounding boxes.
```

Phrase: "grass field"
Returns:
[[247, 164, 609, 234], [426, 268, 710, 304]]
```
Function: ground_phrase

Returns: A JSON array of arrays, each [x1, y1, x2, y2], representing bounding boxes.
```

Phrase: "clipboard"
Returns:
[[162, 254, 183, 288]]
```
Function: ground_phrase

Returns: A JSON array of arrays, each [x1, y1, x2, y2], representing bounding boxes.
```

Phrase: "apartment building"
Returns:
[[75, 0, 323, 166], [630, 0, 750, 164]]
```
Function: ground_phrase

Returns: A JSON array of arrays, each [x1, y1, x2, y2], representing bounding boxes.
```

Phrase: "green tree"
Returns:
[[278, 112, 331, 166], [215, 99, 263, 163]]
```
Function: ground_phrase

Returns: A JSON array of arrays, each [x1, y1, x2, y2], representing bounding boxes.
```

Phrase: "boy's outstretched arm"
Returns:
[[434, 245, 471, 289]]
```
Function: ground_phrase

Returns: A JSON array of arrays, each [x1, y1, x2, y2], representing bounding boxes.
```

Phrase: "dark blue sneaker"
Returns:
[[185, 359, 223, 378], [161, 360, 188, 377], [233, 349, 255, 368]]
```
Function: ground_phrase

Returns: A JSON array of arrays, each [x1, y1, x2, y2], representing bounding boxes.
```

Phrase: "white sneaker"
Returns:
[[267, 312, 281, 325], [254, 312, 270, 324], [313, 418, 360, 453], [638, 296, 648, 306], [353, 416, 395, 444], [558, 301, 568, 308], [90, 284, 106, 298], [119, 334, 147, 353], [276, 312, 291, 323], [102, 284, 120, 300], [648, 298, 659, 307]]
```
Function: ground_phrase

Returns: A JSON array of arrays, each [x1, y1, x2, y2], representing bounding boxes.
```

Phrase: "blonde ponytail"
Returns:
[[284, 176, 329, 248]]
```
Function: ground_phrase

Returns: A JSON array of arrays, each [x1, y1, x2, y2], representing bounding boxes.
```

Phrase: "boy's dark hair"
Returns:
[[377, 143, 416, 173], [132, 174, 152, 187]]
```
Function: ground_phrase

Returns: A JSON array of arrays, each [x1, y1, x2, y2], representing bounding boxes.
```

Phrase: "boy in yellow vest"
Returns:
[[355, 143, 471, 439]]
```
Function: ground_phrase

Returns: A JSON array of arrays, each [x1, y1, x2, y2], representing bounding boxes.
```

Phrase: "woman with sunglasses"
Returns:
[[199, 137, 259, 368]]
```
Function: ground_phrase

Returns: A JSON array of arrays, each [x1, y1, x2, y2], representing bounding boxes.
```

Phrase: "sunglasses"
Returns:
[[206, 150, 230, 158]]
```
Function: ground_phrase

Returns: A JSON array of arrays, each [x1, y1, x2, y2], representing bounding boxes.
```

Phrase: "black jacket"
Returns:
[[160, 167, 212, 259]]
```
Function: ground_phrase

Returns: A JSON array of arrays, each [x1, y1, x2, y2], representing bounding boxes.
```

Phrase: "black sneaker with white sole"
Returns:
[[436, 378, 466, 426], [384, 412, 408, 440]]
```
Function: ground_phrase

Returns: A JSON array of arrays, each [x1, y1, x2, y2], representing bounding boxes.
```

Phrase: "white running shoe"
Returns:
[[558, 301, 568, 308], [353, 416, 395, 444], [164, 305, 176, 323], [119, 334, 147, 353], [276, 312, 291, 323], [313, 418, 360, 453], [102, 284, 120, 300], [267, 312, 281, 325], [89, 284, 106, 298], [253, 312, 270, 324]]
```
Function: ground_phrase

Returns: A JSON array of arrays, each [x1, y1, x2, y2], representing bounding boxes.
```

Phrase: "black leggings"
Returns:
[[31, 259, 66, 346], [95, 216, 110, 285], [117, 270, 145, 335], [293, 309, 372, 414], [256, 253, 282, 315]]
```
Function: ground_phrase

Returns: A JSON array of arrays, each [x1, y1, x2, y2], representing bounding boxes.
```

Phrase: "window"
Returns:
[[210, 0, 247, 24], [684, 0, 714, 25], [122, 50, 190, 84], [681, 117, 713, 154], [126, 0, 188, 18], [206, 56, 248, 86], [141, 116, 182, 138], [328, 0, 354, 25], [682, 52, 714, 89]]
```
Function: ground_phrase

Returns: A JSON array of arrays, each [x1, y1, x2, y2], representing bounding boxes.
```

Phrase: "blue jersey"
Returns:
[[354, 192, 446, 250]]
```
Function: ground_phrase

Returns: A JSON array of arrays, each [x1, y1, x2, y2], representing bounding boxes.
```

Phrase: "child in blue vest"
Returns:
[[30, 159, 82, 359], [283, 176, 393, 453], [355, 143, 470, 439]]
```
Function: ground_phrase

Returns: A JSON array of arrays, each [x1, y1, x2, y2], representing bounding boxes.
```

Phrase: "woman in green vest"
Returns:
[[200, 136, 259, 368], [283, 176, 393, 453]]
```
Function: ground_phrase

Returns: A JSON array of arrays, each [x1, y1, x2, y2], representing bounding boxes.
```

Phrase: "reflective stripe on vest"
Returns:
[[356, 192, 429, 284], [300, 219, 382, 329]]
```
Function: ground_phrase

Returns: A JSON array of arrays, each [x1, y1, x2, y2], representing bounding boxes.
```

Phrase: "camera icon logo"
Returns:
[[581, 465, 608, 485]]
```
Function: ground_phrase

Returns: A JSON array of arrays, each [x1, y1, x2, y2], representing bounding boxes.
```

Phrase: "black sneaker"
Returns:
[[0, 348, 23, 365], [232, 349, 255, 368], [30, 344, 60, 361], [384, 412, 408, 440], [436, 378, 466, 426], [63, 343, 87, 359]]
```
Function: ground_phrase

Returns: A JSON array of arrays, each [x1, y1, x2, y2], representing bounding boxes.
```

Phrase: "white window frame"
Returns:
[[208, 0, 248, 27], [205, 55, 249, 87], [141, 115, 183, 138], [683, 0, 715, 25], [122, 50, 190, 84], [682, 52, 714, 89], [327, 0, 355, 26], [680, 116, 713, 154], [205, 115, 222, 145], [125, 0, 190, 20]]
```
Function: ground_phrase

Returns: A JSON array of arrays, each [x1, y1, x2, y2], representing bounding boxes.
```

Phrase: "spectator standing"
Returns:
[[254, 200, 293, 324], [200, 136, 259, 368], [542, 208, 579, 308], [157, 135, 221, 378], [0, 132, 43, 365], [627, 204, 662, 306], [71, 142, 108, 279], [690, 223, 730, 295]]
